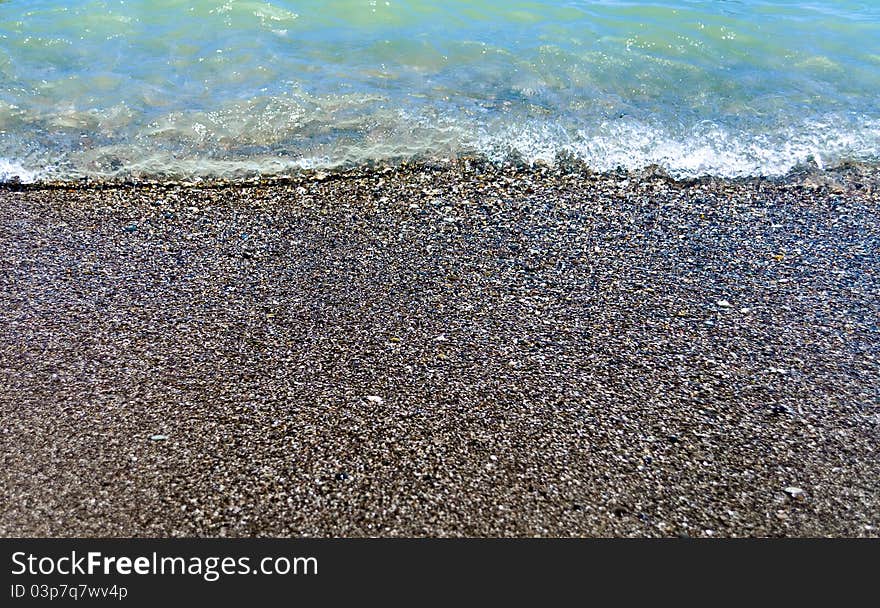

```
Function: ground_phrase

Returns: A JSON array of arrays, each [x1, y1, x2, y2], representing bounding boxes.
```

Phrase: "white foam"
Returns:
[[4, 112, 879, 183], [0, 158, 38, 183], [473, 115, 880, 178]]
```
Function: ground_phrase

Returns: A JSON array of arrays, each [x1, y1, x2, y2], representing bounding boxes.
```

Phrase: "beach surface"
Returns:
[[1, 163, 878, 537]]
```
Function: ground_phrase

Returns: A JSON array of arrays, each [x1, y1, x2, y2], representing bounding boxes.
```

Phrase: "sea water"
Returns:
[[1, 0, 879, 182]]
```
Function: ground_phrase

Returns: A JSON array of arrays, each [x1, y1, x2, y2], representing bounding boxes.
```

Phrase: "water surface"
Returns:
[[2, 0, 879, 181]]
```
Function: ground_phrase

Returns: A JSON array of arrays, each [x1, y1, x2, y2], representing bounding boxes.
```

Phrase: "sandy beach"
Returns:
[[1, 162, 877, 537]]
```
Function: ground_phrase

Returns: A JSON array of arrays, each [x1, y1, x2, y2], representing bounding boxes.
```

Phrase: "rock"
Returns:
[[365, 395, 384, 405], [783, 486, 805, 500], [150, 434, 168, 441], [717, 299, 731, 308]]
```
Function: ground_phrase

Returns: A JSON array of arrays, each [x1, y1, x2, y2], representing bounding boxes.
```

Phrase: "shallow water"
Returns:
[[1, 0, 879, 182]]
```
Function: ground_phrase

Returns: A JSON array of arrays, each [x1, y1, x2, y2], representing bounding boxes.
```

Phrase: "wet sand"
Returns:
[[1, 162, 878, 537]]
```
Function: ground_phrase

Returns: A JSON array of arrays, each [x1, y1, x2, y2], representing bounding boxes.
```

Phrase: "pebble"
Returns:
[[783, 487, 806, 500], [1, 161, 877, 538]]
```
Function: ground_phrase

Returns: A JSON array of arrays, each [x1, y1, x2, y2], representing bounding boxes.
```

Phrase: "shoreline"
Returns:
[[1, 165, 878, 536], [4, 156, 880, 192]]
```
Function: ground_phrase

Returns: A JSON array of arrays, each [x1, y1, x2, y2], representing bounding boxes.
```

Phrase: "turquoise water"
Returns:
[[1, 0, 879, 182]]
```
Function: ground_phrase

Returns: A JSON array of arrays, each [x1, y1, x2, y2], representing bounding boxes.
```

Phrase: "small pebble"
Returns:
[[783, 487, 806, 500]]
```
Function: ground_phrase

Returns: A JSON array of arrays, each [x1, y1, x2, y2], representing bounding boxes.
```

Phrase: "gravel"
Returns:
[[1, 161, 878, 537]]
